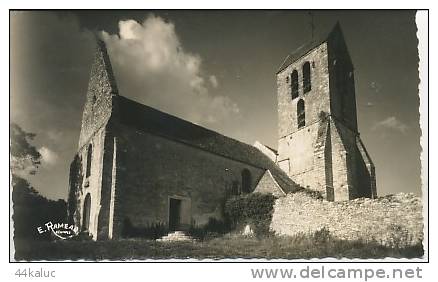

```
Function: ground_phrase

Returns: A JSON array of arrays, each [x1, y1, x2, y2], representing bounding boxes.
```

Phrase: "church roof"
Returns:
[[116, 95, 300, 194], [276, 22, 341, 74]]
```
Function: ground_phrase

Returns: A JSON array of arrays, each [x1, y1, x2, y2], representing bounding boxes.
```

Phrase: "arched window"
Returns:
[[297, 99, 305, 128], [241, 169, 252, 194], [82, 193, 91, 231], [291, 70, 299, 99], [86, 144, 92, 178], [303, 62, 311, 93]]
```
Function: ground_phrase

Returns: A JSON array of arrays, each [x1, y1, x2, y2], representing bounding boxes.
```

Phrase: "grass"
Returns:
[[13, 233, 424, 261]]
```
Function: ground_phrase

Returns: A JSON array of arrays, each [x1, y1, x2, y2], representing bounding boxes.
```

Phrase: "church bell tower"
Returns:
[[276, 23, 376, 201]]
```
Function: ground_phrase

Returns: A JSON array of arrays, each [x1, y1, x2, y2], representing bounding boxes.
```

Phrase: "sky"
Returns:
[[10, 10, 422, 200]]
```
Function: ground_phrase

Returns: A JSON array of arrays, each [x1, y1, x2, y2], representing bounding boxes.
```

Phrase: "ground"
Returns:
[[14, 233, 423, 261]]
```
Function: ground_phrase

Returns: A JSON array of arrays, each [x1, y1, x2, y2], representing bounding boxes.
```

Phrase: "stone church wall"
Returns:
[[276, 42, 332, 196], [113, 125, 266, 235], [327, 27, 358, 131], [329, 119, 356, 200], [275, 29, 376, 202], [278, 122, 323, 192], [270, 191, 423, 247], [330, 119, 376, 200], [276, 114, 375, 201], [70, 126, 108, 240], [78, 41, 117, 149], [277, 42, 331, 138]]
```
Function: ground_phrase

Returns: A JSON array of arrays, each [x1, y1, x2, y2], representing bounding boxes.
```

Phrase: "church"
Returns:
[[68, 23, 376, 240]]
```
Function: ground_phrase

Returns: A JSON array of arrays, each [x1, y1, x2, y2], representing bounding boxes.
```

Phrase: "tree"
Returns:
[[12, 176, 66, 240], [10, 123, 67, 241], [10, 123, 41, 175]]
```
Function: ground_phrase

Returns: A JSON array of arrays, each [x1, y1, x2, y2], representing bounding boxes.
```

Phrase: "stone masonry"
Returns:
[[270, 191, 423, 247], [276, 23, 376, 201], [68, 23, 385, 242], [68, 39, 298, 240]]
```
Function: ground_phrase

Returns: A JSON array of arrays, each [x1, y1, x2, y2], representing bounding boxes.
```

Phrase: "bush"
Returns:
[[69, 231, 93, 241], [224, 193, 276, 237], [188, 217, 231, 240], [121, 218, 168, 240], [387, 224, 413, 248], [312, 227, 331, 244]]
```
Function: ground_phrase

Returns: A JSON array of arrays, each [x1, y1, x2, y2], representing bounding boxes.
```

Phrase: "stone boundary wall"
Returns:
[[270, 191, 423, 247]]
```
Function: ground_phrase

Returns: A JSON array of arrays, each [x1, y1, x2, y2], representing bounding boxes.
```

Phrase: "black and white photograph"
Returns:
[[9, 8, 427, 266]]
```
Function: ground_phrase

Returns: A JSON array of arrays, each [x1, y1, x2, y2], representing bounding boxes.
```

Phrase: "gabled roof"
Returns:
[[276, 22, 341, 74], [116, 95, 299, 194], [253, 141, 277, 162], [253, 169, 287, 197]]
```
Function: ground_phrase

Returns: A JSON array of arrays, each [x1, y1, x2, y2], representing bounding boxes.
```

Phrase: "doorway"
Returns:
[[169, 198, 182, 231]]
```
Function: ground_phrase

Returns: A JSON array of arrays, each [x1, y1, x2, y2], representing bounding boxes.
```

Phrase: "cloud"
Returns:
[[11, 12, 95, 199], [101, 15, 239, 127], [39, 147, 59, 166], [372, 116, 409, 134], [46, 130, 64, 142]]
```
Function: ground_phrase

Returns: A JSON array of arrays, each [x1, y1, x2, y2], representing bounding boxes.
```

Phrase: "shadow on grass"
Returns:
[[13, 234, 424, 261]]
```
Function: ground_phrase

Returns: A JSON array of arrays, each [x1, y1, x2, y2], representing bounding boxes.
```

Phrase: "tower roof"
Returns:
[[276, 22, 342, 74]]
